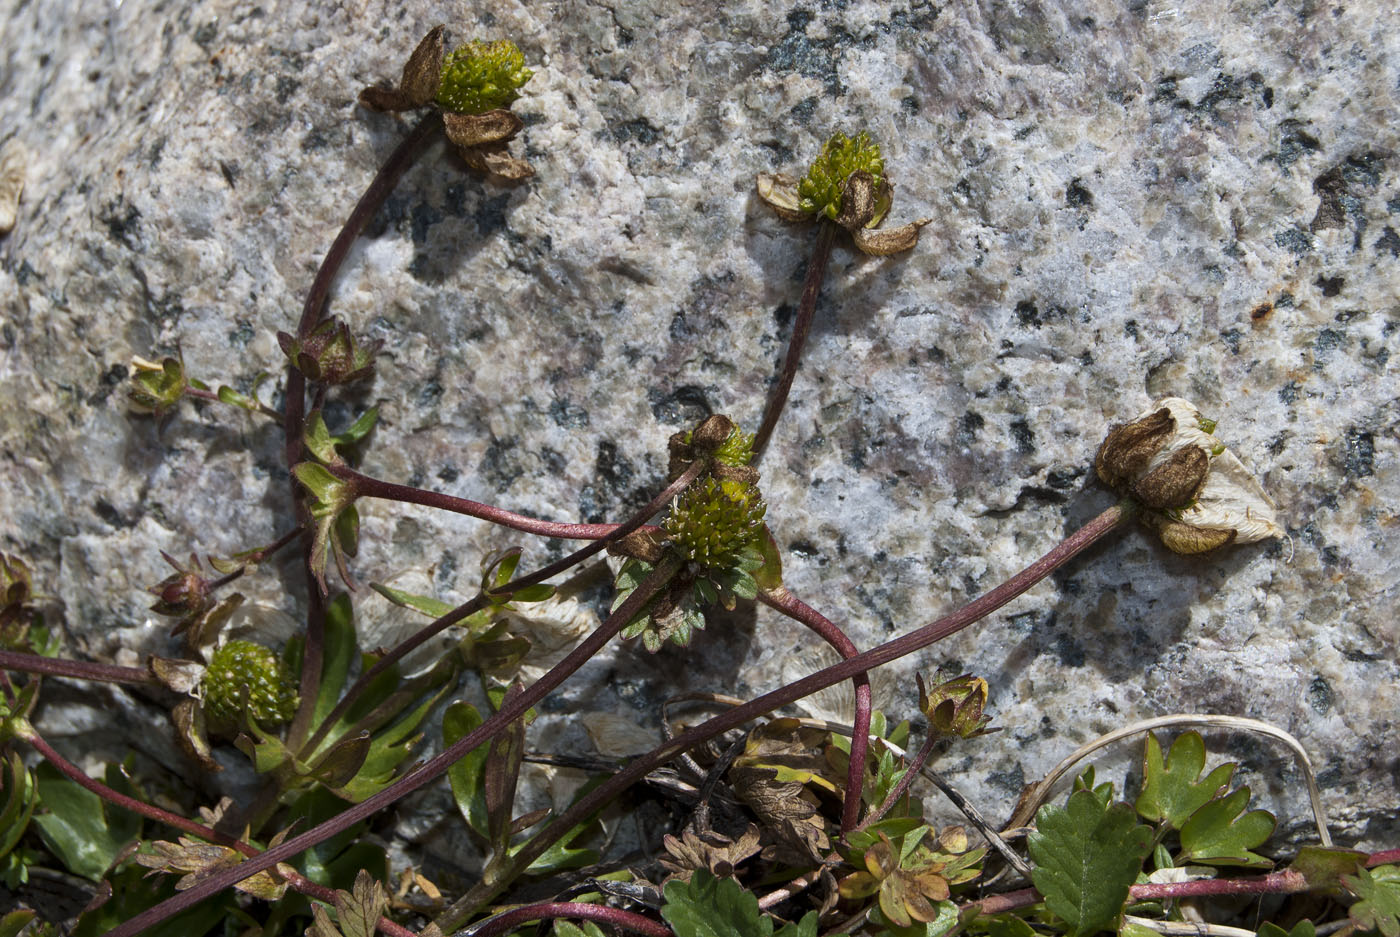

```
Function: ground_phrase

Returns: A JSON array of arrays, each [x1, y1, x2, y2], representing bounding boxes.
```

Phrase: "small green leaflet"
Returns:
[[1028, 788, 1152, 937], [1135, 732, 1235, 830], [661, 869, 814, 937], [1257, 921, 1316, 937], [1343, 864, 1400, 937], [1178, 786, 1275, 868]]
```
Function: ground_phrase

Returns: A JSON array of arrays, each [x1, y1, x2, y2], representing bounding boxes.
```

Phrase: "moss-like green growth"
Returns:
[[201, 640, 299, 727], [664, 477, 766, 569], [798, 131, 884, 221], [435, 40, 533, 115]]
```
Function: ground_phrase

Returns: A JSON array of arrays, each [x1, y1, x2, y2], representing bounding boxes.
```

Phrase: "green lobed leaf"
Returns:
[[773, 912, 820, 937], [304, 411, 339, 464], [1178, 786, 1275, 868], [1290, 845, 1370, 889], [333, 406, 380, 447], [662, 869, 773, 937], [0, 910, 35, 937], [216, 385, 261, 412], [1028, 788, 1153, 937], [554, 922, 607, 937], [1135, 732, 1236, 830], [1344, 864, 1400, 937]]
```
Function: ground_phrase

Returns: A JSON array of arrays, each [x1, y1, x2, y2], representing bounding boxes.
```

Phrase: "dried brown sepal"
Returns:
[[755, 172, 810, 223], [442, 109, 522, 148], [359, 26, 444, 112], [852, 217, 930, 256], [150, 656, 205, 695], [1152, 519, 1237, 554], [455, 142, 534, 181], [135, 835, 293, 899], [171, 699, 221, 773], [1132, 445, 1209, 510], [608, 528, 667, 564], [1095, 407, 1174, 490], [833, 170, 881, 231], [659, 825, 763, 882]]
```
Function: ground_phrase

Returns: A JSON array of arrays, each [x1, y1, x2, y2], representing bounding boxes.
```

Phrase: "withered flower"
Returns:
[[359, 26, 535, 182], [917, 672, 994, 741], [757, 131, 930, 255], [1096, 397, 1285, 554], [277, 317, 380, 385]]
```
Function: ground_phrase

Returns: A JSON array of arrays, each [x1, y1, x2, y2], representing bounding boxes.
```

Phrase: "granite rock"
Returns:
[[0, 0, 1396, 874]]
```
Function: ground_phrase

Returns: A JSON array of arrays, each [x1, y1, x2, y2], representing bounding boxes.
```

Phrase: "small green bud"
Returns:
[[435, 40, 533, 116], [798, 131, 884, 221], [664, 478, 766, 570], [201, 640, 298, 728], [128, 355, 188, 416], [918, 672, 993, 741]]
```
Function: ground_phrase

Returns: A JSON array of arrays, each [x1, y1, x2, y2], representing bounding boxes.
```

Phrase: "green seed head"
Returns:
[[201, 640, 298, 727], [798, 131, 884, 221], [664, 478, 766, 569], [435, 40, 533, 115]]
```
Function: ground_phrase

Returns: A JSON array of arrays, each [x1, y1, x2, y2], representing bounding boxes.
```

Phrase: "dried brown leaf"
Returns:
[[852, 218, 930, 255], [443, 109, 522, 148]]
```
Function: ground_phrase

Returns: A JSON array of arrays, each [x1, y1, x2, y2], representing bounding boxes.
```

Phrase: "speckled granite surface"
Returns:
[[1, 0, 1396, 872]]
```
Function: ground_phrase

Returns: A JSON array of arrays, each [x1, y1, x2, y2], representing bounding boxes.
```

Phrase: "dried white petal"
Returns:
[[582, 711, 657, 757], [1135, 397, 1284, 546], [755, 172, 809, 223], [0, 139, 27, 235]]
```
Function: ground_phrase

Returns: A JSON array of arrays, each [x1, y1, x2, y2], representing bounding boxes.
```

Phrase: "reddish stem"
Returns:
[[434, 504, 1131, 929], [0, 649, 160, 686], [343, 465, 641, 540], [105, 556, 683, 937], [464, 902, 672, 937], [968, 869, 1312, 916], [759, 586, 871, 833], [856, 730, 938, 831], [302, 460, 706, 755], [22, 729, 415, 937], [752, 219, 837, 461], [282, 113, 443, 751], [1367, 848, 1400, 867]]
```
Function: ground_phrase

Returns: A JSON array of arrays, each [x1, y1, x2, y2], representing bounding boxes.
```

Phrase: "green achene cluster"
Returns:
[[664, 477, 766, 570], [435, 39, 534, 115], [798, 131, 885, 220], [201, 640, 299, 728]]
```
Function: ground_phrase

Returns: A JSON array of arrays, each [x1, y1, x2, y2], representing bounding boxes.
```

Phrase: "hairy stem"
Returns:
[[969, 869, 1312, 916], [459, 902, 672, 937], [759, 586, 871, 833], [0, 649, 160, 686], [434, 503, 1131, 930], [105, 556, 683, 937], [752, 219, 837, 460]]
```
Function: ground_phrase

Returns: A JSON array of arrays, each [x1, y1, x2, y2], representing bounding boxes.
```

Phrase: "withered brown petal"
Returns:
[[1094, 407, 1174, 489], [443, 110, 523, 147], [150, 655, 205, 694], [400, 25, 446, 107], [172, 699, 221, 773], [457, 143, 535, 181], [755, 172, 810, 223], [1155, 520, 1236, 554], [1132, 445, 1209, 509], [835, 170, 879, 231], [852, 218, 930, 256], [358, 85, 416, 113]]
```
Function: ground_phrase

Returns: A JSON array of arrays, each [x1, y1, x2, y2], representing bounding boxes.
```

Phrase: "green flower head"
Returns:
[[201, 640, 298, 728], [798, 131, 885, 221], [436, 40, 533, 115], [664, 478, 766, 570]]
